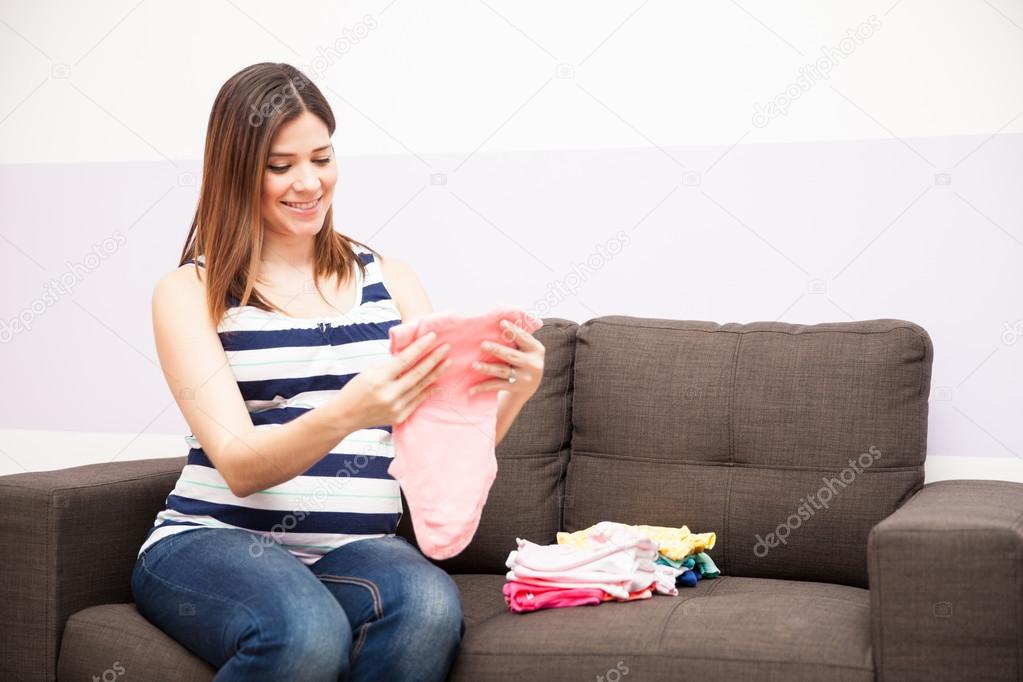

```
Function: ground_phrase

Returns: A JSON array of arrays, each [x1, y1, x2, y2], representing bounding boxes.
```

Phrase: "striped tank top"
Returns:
[[137, 244, 404, 565]]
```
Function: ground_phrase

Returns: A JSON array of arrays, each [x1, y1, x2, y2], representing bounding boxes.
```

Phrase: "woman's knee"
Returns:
[[235, 589, 353, 675], [389, 567, 464, 639]]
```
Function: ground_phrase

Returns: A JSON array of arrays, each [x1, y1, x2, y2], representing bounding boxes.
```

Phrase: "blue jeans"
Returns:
[[131, 528, 465, 681]]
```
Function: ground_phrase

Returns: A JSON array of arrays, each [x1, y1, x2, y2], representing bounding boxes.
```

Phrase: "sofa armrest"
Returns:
[[0, 457, 184, 682], [868, 479, 1023, 682]]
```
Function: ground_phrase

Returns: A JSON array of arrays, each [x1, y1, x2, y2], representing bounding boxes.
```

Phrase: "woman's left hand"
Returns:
[[468, 318, 545, 398]]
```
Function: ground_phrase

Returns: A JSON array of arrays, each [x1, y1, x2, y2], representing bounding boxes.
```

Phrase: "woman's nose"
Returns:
[[294, 164, 321, 193]]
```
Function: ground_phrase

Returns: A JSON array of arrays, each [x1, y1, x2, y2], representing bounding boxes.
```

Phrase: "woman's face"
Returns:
[[260, 110, 337, 238]]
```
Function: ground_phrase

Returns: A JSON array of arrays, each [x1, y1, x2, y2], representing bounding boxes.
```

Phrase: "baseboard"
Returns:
[[2, 429, 1022, 484]]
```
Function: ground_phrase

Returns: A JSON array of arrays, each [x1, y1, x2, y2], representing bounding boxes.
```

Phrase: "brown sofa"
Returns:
[[2, 316, 1021, 681]]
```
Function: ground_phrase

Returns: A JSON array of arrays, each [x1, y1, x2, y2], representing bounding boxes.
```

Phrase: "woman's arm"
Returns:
[[377, 253, 433, 322], [494, 390, 531, 446], [153, 265, 365, 498], [470, 319, 547, 445]]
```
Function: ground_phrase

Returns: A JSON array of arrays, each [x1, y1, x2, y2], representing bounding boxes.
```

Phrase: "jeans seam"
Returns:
[[316, 575, 384, 620], [316, 574, 383, 664], [351, 623, 370, 660]]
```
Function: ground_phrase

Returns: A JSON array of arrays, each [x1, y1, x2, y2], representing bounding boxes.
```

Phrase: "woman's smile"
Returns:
[[280, 196, 322, 216]]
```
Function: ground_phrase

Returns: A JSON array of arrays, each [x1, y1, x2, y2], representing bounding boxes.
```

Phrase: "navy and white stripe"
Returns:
[[138, 245, 405, 565]]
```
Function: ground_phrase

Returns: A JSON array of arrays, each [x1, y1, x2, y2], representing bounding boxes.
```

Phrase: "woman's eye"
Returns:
[[267, 159, 330, 173]]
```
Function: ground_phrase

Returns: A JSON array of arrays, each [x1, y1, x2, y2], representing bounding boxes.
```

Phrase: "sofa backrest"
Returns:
[[562, 316, 932, 589]]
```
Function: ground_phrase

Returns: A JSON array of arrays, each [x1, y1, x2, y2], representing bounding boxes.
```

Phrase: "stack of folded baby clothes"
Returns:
[[503, 520, 720, 613], [503, 521, 677, 613], [559, 522, 720, 588]]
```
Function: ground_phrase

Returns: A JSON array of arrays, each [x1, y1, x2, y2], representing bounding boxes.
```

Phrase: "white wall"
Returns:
[[4, 0, 1023, 162], [1, 0, 1021, 481]]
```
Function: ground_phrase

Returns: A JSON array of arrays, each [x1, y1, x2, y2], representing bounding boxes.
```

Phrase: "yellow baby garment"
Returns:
[[557, 522, 716, 561]]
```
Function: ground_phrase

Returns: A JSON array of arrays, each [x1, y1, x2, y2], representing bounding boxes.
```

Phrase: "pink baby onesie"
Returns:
[[388, 305, 543, 560], [502, 580, 605, 613]]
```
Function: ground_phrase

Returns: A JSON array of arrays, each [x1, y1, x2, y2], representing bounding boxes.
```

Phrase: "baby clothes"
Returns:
[[632, 524, 717, 560], [556, 521, 720, 591], [658, 552, 719, 578], [506, 523, 680, 598], [602, 584, 654, 602], [502, 581, 605, 613], [388, 305, 542, 560], [558, 522, 717, 561], [501, 520, 720, 612], [676, 569, 699, 588], [693, 551, 720, 578], [655, 555, 686, 569], [501, 574, 639, 601]]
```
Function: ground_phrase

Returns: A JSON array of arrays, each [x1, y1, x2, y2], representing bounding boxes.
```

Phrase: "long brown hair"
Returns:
[[179, 62, 380, 326]]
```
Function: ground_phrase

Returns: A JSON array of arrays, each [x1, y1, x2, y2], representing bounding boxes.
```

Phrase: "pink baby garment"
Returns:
[[388, 305, 543, 560], [502, 580, 605, 613]]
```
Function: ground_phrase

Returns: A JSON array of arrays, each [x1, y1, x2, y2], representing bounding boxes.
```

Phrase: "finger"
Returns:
[[482, 342, 527, 365], [395, 341, 449, 388], [391, 330, 439, 374], [409, 357, 452, 395], [468, 379, 512, 396], [499, 319, 542, 349], [471, 360, 513, 377], [395, 386, 438, 424]]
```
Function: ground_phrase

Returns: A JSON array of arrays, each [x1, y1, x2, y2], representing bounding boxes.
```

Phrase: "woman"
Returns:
[[131, 62, 546, 681]]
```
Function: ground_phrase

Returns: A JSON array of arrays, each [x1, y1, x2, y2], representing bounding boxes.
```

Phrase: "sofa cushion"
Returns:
[[57, 576, 872, 682], [397, 319, 578, 574], [57, 603, 215, 681], [448, 574, 874, 681], [564, 317, 931, 588]]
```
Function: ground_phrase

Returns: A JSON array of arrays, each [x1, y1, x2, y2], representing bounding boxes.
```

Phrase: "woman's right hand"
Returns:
[[341, 330, 452, 430]]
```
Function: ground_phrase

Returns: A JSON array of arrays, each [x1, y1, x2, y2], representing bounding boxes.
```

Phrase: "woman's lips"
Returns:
[[280, 197, 322, 215]]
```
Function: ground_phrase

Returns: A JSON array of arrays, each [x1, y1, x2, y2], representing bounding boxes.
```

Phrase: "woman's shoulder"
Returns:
[[372, 251, 432, 321], [168, 257, 206, 286], [154, 258, 207, 312]]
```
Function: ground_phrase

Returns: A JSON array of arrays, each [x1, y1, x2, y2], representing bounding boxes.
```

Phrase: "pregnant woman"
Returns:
[[131, 62, 545, 681]]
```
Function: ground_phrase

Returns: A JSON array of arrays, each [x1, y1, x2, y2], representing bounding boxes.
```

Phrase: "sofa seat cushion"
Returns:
[[55, 579, 512, 681], [57, 575, 873, 682], [57, 603, 215, 681], [448, 574, 874, 682]]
